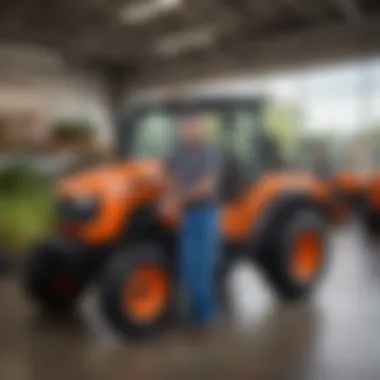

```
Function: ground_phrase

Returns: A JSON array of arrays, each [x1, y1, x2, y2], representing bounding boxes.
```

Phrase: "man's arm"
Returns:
[[164, 169, 180, 201], [160, 152, 181, 208]]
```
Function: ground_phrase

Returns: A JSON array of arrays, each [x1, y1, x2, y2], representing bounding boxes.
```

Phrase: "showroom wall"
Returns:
[[0, 43, 113, 143]]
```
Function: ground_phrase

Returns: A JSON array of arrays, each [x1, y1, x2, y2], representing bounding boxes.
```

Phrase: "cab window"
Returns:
[[129, 110, 176, 159]]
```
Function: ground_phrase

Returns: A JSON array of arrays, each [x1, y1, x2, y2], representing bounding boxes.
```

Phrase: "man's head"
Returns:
[[179, 115, 204, 145]]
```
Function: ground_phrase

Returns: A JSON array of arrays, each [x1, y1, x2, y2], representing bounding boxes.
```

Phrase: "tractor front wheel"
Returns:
[[362, 210, 380, 237], [24, 242, 84, 313], [100, 243, 174, 339]]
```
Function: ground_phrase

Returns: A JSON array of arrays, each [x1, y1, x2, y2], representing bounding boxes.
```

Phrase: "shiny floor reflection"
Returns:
[[1, 221, 380, 380]]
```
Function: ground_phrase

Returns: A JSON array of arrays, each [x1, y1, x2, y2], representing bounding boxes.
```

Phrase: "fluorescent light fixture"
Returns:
[[160, 0, 182, 8], [120, 0, 182, 25], [155, 26, 217, 57]]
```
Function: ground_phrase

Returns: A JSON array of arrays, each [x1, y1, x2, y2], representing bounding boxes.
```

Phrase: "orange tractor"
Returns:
[[24, 96, 332, 339]]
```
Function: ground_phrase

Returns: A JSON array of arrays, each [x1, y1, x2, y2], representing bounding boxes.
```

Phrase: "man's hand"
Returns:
[[183, 176, 216, 205], [157, 195, 181, 219]]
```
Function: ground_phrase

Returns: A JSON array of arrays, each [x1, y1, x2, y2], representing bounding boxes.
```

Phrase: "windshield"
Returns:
[[127, 108, 223, 159], [119, 101, 264, 169]]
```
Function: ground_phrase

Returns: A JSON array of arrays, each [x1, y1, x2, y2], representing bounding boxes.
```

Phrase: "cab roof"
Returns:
[[124, 94, 265, 113]]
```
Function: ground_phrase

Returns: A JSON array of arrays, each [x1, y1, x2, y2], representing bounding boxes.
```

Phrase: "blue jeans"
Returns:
[[179, 202, 220, 325]]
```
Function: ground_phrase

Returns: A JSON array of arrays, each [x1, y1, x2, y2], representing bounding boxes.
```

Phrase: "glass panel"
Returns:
[[127, 108, 224, 159], [129, 110, 176, 159], [201, 113, 223, 143], [225, 109, 258, 166]]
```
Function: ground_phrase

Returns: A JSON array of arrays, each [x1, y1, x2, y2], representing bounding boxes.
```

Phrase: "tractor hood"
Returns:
[[58, 159, 164, 199]]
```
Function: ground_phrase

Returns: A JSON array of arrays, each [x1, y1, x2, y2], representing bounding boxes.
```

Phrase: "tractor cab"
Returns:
[[117, 97, 280, 201]]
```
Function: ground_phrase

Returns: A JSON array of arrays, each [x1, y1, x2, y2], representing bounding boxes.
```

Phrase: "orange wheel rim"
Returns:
[[291, 231, 322, 281], [123, 265, 169, 323]]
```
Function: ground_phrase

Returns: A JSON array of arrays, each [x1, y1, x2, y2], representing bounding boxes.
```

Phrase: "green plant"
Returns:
[[0, 162, 46, 195], [0, 162, 53, 255]]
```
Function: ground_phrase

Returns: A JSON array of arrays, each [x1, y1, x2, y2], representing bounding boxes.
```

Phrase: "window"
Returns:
[[199, 112, 223, 143], [123, 104, 262, 171], [127, 108, 224, 159], [129, 109, 176, 158], [224, 109, 258, 166]]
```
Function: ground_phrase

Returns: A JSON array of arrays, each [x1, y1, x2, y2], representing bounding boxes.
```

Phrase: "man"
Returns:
[[160, 114, 221, 332]]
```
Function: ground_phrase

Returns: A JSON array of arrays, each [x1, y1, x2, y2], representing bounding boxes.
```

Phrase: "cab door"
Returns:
[[220, 103, 265, 241]]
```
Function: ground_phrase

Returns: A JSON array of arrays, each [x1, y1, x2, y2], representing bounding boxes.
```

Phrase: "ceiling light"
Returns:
[[120, 3, 158, 24], [155, 26, 217, 57], [120, 0, 182, 25], [160, 0, 182, 8]]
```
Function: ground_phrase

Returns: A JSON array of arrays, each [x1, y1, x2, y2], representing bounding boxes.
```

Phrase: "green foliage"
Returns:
[[0, 163, 53, 254], [0, 162, 45, 195]]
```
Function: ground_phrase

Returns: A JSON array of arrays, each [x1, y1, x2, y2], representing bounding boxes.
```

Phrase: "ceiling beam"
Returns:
[[274, 0, 328, 20], [127, 15, 380, 90], [330, 0, 364, 24]]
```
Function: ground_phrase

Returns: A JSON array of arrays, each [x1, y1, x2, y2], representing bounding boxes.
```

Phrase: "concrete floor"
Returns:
[[1, 221, 380, 380]]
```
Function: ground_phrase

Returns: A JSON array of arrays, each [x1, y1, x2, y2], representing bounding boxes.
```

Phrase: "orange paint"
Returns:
[[333, 170, 363, 195]]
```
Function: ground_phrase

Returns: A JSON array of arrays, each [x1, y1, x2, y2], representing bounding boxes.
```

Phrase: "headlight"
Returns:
[[56, 196, 98, 222], [75, 196, 98, 208]]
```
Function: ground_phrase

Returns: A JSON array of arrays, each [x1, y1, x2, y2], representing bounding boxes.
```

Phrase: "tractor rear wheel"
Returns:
[[100, 243, 174, 339], [330, 197, 349, 225], [260, 209, 327, 300], [215, 246, 240, 317], [357, 193, 380, 237], [24, 243, 83, 313], [362, 210, 380, 237]]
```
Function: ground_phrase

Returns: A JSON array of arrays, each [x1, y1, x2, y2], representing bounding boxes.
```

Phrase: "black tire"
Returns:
[[362, 210, 380, 237], [260, 208, 327, 300], [24, 243, 83, 313], [357, 192, 380, 237], [215, 246, 239, 317], [100, 243, 174, 340]]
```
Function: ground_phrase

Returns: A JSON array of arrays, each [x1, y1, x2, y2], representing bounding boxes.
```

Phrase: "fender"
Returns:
[[250, 191, 327, 259], [222, 171, 330, 242]]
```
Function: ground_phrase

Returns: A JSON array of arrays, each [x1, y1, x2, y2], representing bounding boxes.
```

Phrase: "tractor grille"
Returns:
[[55, 197, 98, 222]]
